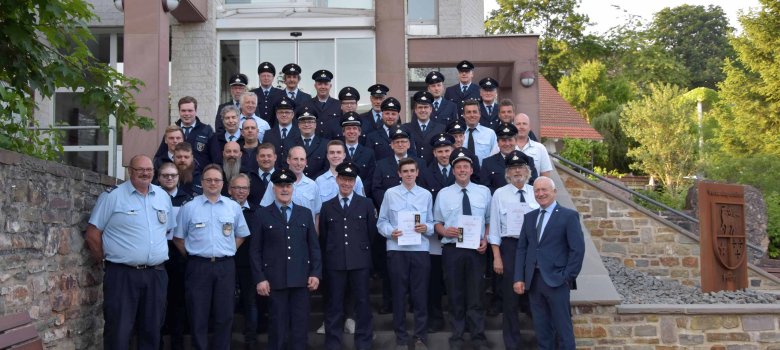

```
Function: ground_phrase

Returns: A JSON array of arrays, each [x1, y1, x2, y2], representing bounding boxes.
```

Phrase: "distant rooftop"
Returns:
[[539, 75, 603, 141]]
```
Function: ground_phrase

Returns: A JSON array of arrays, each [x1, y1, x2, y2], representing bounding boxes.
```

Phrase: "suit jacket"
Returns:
[[514, 203, 585, 290], [250, 203, 322, 289], [479, 102, 500, 129], [370, 156, 425, 208], [322, 115, 346, 141], [235, 202, 261, 268], [153, 117, 214, 173], [247, 170, 272, 205], [285, 89, 312, 107], [418, 161, 454, 202], [443, 83, 480, 117], [401, 120, 446, 165], [250, 87, 285, 126], [298, 96, 341, 137], [215, 100, 241, 135], [480, 152, 508, 194], [208, 132, 244, 166], [359, 110, 383, 134], [364, 127, 418, 162], [430, 98, 459, 126], [345, 144, 376, 199], [263, 124, 301, 158], [318, 194, 377, 271], [282, 135, 330, 178]]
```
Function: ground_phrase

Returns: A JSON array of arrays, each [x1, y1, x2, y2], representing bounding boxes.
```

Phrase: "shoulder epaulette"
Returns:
[[105, 185, 117, 193]]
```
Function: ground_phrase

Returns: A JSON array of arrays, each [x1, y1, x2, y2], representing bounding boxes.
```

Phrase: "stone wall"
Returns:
[[0, 149, 117, 348], [572, 305, 780, 349], [558, 165, 780, 291], [438, 0, 485, 35]]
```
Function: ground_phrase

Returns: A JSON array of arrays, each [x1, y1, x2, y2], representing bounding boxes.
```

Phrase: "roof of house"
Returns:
[[538, 75, 603, 141]]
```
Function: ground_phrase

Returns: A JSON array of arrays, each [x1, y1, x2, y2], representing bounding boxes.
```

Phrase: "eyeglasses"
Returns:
[[230, 186, 249, 191], [131, 167, 154, 173], [159, 173, 179, 179], [203, 178, 224, 184]]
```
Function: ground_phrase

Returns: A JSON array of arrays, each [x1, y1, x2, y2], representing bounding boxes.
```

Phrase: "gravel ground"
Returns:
[[602, 257, 778, 304]]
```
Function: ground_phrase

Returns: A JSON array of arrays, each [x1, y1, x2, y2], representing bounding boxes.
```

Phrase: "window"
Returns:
[[407, 0, 437, 35]]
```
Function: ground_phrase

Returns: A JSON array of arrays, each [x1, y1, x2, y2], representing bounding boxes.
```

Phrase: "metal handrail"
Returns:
[[549, 152, 767, 254], [549, 152, 699, 223], [30, 124, 118, 177]]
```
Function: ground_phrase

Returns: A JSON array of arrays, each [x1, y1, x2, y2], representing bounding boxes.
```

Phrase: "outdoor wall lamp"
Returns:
[[114, 0, 181, 12], [519, 71, 536, 87]]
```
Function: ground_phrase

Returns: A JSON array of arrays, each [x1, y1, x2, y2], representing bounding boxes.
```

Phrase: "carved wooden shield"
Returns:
[[712, 203, 746, 270]]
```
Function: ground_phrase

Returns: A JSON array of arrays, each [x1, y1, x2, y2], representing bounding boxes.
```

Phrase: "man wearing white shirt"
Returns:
[[488, 150, 539, 350], [239, 92, 271, 141], [315, 140, 366, 203], [260, 146, 321, 225], [513, 113, 552, 184]]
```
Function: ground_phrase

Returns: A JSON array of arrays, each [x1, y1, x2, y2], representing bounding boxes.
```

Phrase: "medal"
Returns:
[[222, 222, 233, 236], [157, 210, 166, 224]]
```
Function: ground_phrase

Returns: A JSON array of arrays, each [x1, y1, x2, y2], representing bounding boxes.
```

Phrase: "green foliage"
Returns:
[[558, 60, 633, 122], [621, 84, 699, 193], [559, 138, 607, 170], [590, 107, 633, 173], [649, 5, 735, 89], [633, 187, 688, 211], [702, 153, 780, 194], [485, 0, 589, 86], [766, 192, 780, 258], [0, 0, 153, 160]]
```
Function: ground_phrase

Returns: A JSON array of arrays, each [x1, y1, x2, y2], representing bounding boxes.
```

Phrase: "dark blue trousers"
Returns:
[[268, 287, 311, 350], [442, 245, 487, 347], [528, 270, 575, 350], [324, 268, 373, 350], [427, 254, 445, 330], [237, 266, 260, 345], [499, 237, 530, 350], [103, 262, 167, 350], [387, 250, 430, 345], [185, 257, 235, 350], [163, 241, 186, 350]]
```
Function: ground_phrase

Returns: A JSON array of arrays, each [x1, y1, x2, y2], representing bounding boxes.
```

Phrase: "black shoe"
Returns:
[[413, 338, 428, 350], [378, 305, 392, 314]]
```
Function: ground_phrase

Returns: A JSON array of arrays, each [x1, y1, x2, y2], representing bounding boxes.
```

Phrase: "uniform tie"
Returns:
[[487, 105, 493, 115], [289, 91, 295, 99], [281, 205, 290, 223], [467, 128, 476, 154], [281, 127, 288, 139], [461, 188, 472, 216], [263, 90, 269, 98], [261, 172, 270, 186], [518, 189, 526, 202], [433, 101, 439, 111], [442, 166, 448, 178], [342, 197, 349, 210], [349, 146, 355, 158], [536, 209, 547, 241], [461, 85, 467, 93], [375, 112, 381, 124], [421, 123, 427, 132], [228, 135, 235, 141], [183, 126, 192, 139], [304, 138, 311, 148]]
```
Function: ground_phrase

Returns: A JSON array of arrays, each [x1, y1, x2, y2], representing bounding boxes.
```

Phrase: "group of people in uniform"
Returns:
[[86, 59, 586, 350]]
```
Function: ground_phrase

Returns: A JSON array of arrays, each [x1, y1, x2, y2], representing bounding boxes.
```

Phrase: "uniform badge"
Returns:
[[290, 67, 297, 72], [223, 222, 233, 236], [157, 210, 167, 224], [197, 142, 206, 152]]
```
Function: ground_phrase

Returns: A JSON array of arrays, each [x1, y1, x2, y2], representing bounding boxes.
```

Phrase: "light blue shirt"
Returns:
[[89, 181, 175, 266], [433, 181, 491, 245], [260, 175, 321, 221], [488, 183, 539, 245], [465, 124, 498, 165], [174, 195, 250, 258], [378, 184, 435, 252], [537, 201, 558, 241], [315, 170, 365, 204], [274, 200, 293, 222], [224, 130, 241, 142]]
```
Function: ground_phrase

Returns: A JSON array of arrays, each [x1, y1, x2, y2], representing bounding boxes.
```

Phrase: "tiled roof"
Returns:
[[538, 76, 603, 141]]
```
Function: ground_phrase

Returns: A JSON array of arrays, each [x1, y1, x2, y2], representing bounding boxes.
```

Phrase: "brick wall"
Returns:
[[558, 165, 780, 291], [0, 149, 117, 348]]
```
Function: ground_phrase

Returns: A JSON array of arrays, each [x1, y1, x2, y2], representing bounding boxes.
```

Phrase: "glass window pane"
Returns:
[[318, 0, 373, 9], [259, 41, 297, 89], [61, 151, 109, 175], [220, 41, 240, 102], [54, 92, 109, 146], [335, 38, 375, 110], [298, 40, 335, 95], [408, 0, 436, 22]]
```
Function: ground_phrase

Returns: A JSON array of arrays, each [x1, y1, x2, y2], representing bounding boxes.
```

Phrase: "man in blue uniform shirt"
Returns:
[[443, 60, 480, 118], [251, 168, 323, 350], [86, 155, 175, 350], [378, 157, 435, 350], [315, 140, 366, 203], [426, 71, 458, 126], [433, 149, 491, 350], [173, 164, 250, 350], [319, 162, 376, 350]]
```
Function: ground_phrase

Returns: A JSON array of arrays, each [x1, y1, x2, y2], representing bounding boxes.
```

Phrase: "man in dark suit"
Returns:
[[263, 96, 300, 157], [478, 77, 500, 129], [299, 69, 341, 137], [319, 162, 376, 350], [208, 105, 244, 165], [215, 73, 248, 134], [250, 62, 284, 125], [283, 108, 330, 178], [342, 112, 376, 199], [513, 176, 585, 350], [281, 63, 312, 106], [426, 71, 459, 126], [247, 143, 277, 205], [322, 86, 360, 140], [251, 168, 322, 350], [360, 83, 389, 136], [443, 60, 480, 118], [365, 97, 417, 162], [403, 90, 445, 165]]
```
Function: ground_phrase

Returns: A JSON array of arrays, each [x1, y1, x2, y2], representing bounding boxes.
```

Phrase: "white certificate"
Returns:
[[456, 214, 483, 249], [397, 211, 422, 246], [506, 202, 532, 236]]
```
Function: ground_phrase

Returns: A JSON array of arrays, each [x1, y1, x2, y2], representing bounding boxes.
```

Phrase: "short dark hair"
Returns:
[[256, 142, 276, 154], [397, 157, 418, 173], [463, 99, 480, 109], [178, 96, 198, 110], [327, 139, 346, 151], [174, 142, 192, 154], [499, 99, 514, 108], [230, 173, 251, 185], [202, 164, 223, 178]]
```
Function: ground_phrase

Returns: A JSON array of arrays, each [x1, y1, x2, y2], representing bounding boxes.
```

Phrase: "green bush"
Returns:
[[559, 138, 608, 170], [766, 192, 780, 258], [633, 187, 687, 211]]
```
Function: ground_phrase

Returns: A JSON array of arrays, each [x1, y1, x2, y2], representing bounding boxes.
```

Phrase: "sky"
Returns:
[[483, 0, 762, 35]]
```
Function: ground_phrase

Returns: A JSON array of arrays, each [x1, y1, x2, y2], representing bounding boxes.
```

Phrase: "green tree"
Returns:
[[649, 5, 734, 89], [558, 60, 633, 122], [591, 107, 633, 173], [621, 83, 698, 193], [0, 0, 152, 160], [485, 0, 590, 86]]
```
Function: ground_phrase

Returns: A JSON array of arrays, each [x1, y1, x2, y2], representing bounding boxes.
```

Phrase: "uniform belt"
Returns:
[[106, 261, 164, 270], [501, 236, 519, 241], [442, 243, 455, 247], [190, 255, 233, 262]]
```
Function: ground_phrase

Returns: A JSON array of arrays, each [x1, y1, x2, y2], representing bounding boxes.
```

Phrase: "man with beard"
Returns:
[[513, 113, 552, 184], [262, 96, 300, 157], [156, 162, 192, 350], [240, 118, 261, 172], [426, 71, 458, 126], [322, 86, 360, 140], [481, 123, 537, 194], [282, 63, 311, 106], [154, 96, 214, 173], [239, 92, 272, 142], [248, 143, 277, 205], [222, 141, 243, 190], [174, 164, 250, 350], [86, 155, 174, 350], [360, 83, 389, 134], [489, 151, 539, 350], [209, 105, 244, 165], [250, 61, 284, 125], [154, 125, 184, 171], [260, 146, 322, 225], [403, 90, 445, 164], [299, 69, 340, 136], [315, 140, 366, 204], [215, 73, 248, 134], [443, 60, 480, 118], [173, 142, 202, 196]]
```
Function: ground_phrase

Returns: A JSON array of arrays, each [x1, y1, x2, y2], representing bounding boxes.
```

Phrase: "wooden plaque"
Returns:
[[698, 182, 748, 292]]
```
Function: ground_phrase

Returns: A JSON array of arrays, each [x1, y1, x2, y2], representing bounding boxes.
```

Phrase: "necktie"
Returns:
[[289, 91, 295, 99], [349, 146, 355, 158], [487, 105, 493, 115], [442, 167, 448, 178], [262, 172, 269, 185], [536, 209, 547, 241], [234, 101, 240, 108], [433, 101, 439, 111], [518, 189, 526, 202], [229, 135, 235, 141], [461, 188, 472, 216], [281, 205, 289, 223], [264, 90, 269, 98], [304, 138, 311, 148], [421, 124, 427, 132], [467, 128, 476, 154], [183, 126, 192, 139], [375, 112, 381, 124], [321, 101, 327, 109], [282, 127, 288, 139], [342, 197, 349, 210], [461, 85, 467, 93]]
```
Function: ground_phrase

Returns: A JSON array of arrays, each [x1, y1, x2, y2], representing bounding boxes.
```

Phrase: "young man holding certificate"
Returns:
[[377, 157, 435, 350], [433, 147, 492, 350]]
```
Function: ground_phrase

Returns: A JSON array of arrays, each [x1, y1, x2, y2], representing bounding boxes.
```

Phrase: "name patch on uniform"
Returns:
[[195, 223, 206, 228], [157, 210, 167, 224], [223, 222, 233, 236]]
